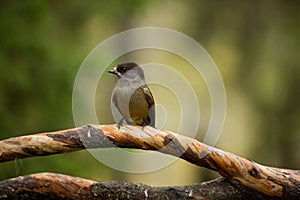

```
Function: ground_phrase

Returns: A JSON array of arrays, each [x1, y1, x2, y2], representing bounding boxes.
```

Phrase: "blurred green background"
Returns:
[[0, 0, 299, 185]]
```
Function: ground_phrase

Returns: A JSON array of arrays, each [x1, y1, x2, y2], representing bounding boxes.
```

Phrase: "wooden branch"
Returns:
[[0, 124, 299, 198], [0, 173, 281, 200]]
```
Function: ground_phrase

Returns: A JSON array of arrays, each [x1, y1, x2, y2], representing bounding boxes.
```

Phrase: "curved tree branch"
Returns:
[[0, 124, 299, 198], [0, 173, 281, 200]]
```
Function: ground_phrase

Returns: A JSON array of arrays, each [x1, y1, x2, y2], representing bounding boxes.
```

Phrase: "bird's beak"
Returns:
[[108, 69, 117, 75]]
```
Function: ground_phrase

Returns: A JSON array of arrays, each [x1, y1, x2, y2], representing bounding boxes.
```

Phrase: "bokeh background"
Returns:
[[1, 0, 299, 185]]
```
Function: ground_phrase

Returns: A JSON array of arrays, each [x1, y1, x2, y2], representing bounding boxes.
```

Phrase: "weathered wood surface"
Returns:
[[0, 173, 282, 200], [0, 124, 299, 198]]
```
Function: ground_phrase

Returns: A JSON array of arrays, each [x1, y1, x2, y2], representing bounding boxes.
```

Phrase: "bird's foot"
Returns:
[[116, 123, 121, 130], [116, 116, 126, 130], [141, 122, 147, 130], [116, 121, 123, 130]]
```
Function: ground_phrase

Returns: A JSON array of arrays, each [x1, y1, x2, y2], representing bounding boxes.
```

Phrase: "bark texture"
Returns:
[[0, 124, 299, 199], [0, 173, 282, 200]]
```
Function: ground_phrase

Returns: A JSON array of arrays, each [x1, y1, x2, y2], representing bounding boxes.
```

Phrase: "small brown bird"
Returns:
[[108, 62, 155, 128]]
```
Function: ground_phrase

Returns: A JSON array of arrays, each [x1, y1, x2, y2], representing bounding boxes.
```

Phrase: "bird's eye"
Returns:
[[120, 67, 127, 73]]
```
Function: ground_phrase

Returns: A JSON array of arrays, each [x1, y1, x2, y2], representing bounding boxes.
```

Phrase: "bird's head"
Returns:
[[108, 62, 142, 78]]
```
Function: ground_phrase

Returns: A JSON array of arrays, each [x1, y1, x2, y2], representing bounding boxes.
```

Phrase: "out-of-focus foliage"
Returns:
[[184, 1, 300, 169], [0, 0, 299, 185]]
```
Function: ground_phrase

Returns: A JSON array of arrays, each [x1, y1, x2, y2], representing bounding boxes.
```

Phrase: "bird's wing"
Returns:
[[141, 85, 154, 106], [141, 85, 155, 127]]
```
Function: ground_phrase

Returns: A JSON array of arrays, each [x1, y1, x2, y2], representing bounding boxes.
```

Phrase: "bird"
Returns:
[[108, 62, 155, 128]]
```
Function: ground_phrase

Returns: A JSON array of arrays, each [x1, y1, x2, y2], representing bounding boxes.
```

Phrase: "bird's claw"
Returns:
[[141, 122, 147, 130], [116, 116, 126, 130], [116, 123, 122, 130]]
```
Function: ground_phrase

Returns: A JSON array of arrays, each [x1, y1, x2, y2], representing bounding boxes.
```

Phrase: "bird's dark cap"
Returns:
[[116, 62, 138, 69], [108, 62, 139, 76]]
